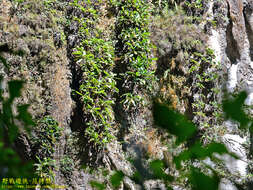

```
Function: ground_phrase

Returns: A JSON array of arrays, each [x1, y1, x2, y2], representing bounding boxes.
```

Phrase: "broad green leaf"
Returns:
[[223, 91, 250, 129], [16, 104, 35, 133], [90, 180, 106, 190], [153, 101, 197, 144], [110, 171, 124, 188], [150, 160, 174, 182], [8, 80, 24, 102], [190, 167, 219, 190]]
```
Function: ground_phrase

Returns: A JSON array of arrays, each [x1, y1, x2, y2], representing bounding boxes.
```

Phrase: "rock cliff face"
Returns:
[[208, 0, 253, 189], [1, 0, 253, 189]]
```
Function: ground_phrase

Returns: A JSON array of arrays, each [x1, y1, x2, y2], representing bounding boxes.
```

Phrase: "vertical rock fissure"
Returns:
[[244, 5, 253, 62], [225, 4, 240, 64]]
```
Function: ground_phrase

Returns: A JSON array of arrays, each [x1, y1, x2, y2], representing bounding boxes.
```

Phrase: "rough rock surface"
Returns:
[[209, 0, 253, 188], [1, 0, 253, 189]]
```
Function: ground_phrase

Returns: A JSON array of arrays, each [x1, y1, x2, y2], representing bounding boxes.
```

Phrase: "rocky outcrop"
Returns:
[[0, 0, 77, 188], [207, 0, 253, 188], [1, 0, 253, 189]]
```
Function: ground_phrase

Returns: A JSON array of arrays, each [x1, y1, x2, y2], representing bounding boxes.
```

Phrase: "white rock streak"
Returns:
[[245, 92, 253, 105], [227, 64, 238, 93], [222, 134, 248, 177], [208, 29, 222, 63]]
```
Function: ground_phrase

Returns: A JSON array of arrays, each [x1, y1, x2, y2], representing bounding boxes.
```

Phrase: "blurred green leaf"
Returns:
[[189, 167, 219, 190], [3, 100, 12, 122], [0, 75, 3, 101], [0, 55, 9, 70], [150, 160, 174, 182], [206, 142, 228, 155], [90, 181, 106, 190], [8, 80, 24, 102], [0, 46, 34, 179], [153, 101, 197, 144], [8, 123, 19, 143], [16, 104, 35, 133], [174, 142, 231, 169], [222, 91, 250, 129], [131, 171, 142, 184], [110, 171, 124, 188]]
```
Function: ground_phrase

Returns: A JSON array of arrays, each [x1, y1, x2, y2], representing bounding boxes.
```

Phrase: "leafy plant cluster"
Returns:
[[32, 116, 62, 158], [150, 0, 208, 22], [71, 0, 118, 146], [31, 116, 62, 179], [151, 0, 178, 14], [189, 48, 224, 143], [184, 0, 204, 10], [183, 0, 210, 22], [59, 155, 75, 178], [113, 0, 156, 111]]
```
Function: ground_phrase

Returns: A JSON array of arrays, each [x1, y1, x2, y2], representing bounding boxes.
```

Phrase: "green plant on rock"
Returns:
[[185, 0, 203, 10], [71, 0, 118, 147], [60, 156, 74, 177], [32, 116, 62, 158], [34, 157, 56, 179], [31, 116, 62, 179], [151, 0, 181, 14], [114, 0, 156, 111], [188, 48, 223, 143], [184, 0, 207, 20], [121, 93, 144, 111]]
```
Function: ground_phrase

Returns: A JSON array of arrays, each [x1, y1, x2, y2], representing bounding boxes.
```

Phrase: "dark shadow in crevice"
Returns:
[[67, 59, 104, 168], [225, 6, 241, 64], [112, 18, 134, 142], [112, 57, 131, 143], [154, 51, 178, 78], [14, 135, 34, 163], [68, 63, 84, 132], [244, 9, 253, 61], [184, 95, 194, 121]]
